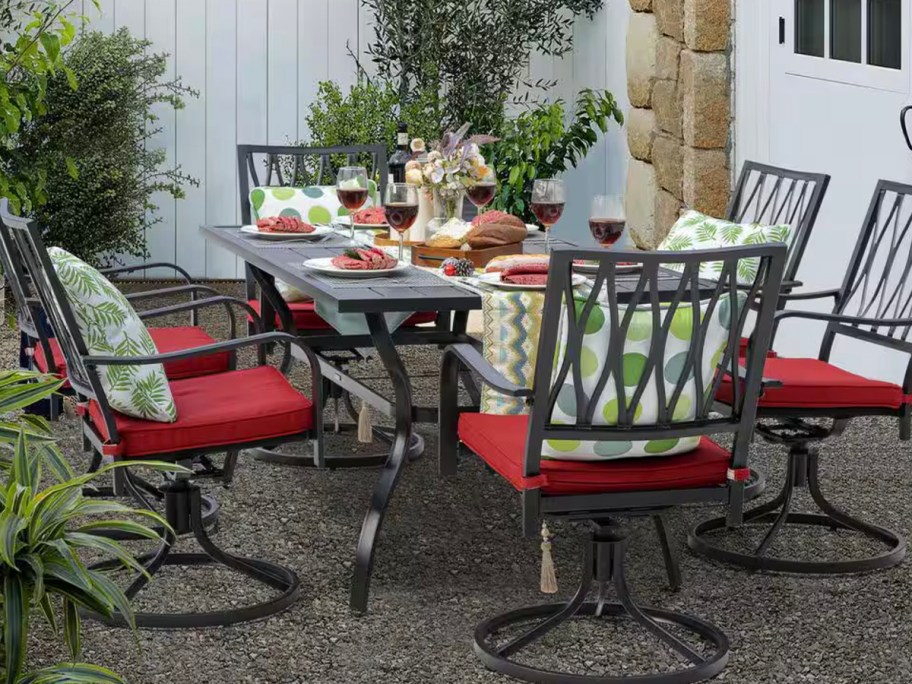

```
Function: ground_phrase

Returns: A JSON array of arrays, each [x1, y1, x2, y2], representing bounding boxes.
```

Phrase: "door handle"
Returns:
[[902, 106, 912, 151], [779, 17, 786, 45]]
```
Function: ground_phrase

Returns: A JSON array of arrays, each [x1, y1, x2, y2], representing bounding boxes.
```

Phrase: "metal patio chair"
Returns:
[[689, 179, 912, 574], [6, 213, 324, 629], [439, 244, 786, 683], [727, 161, 831, 356]]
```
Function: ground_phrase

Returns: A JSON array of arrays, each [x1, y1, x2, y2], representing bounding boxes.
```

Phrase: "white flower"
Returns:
[[430, 163, 445, 185], [427, 150, 442, 163], [410, 138, 426, 153], [405, 159, 421, 172], [405, 168, 424, 186]]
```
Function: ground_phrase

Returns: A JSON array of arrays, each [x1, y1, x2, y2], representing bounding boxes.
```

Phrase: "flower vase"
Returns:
[[427, 189, 465, 237], [409, 189, 434, 243]]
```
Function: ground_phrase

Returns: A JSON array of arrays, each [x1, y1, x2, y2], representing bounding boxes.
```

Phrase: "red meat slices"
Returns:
[[257, 217, 316, 233], [502, 273, 548, 286], [331, 248, 398, 271], [352, 207, 387, 225]]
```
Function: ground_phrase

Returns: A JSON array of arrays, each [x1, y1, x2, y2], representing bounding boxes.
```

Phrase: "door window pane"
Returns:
[[831, 0, 862, 63], [868, 0, 901, 69], [795, 0, 825, 57]]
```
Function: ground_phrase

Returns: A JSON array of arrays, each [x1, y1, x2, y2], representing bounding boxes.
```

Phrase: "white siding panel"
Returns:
[[267, 0, 299, 144], [204, 0, 239, 279], [327, 0, 359, 92], [174, 0, 208, 277], [91, 0, 116, 33], [298, 0, 328, 140]]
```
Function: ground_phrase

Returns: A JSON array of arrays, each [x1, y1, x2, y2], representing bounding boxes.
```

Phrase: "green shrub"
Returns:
[[489, 89, 624, 222], [12, 28, 197, 267]]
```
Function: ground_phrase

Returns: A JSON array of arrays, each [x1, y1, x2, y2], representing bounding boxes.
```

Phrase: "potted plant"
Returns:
[[0, 370, 173, 683]]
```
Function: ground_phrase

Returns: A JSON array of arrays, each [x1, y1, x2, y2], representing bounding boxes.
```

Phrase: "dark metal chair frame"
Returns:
[[439, 244, 787, 683], [6, 213, 325, 629], [235, 143, 459, 473], [689, 179, 912, 574]]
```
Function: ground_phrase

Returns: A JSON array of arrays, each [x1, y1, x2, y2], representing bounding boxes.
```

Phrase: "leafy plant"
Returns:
[[363, 0, 604, 134], [488, 89, 624, 222], [292, 79, 442, 185], [0, 1, 92, 214], [11, 28, 198, 267], [0, 369, 173, 683]]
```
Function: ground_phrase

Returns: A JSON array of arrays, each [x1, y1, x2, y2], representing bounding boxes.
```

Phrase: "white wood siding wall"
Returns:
[[83, 0, 628, 278]]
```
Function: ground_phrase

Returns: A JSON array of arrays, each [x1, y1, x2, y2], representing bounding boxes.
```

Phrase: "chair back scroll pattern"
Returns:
[[523, 245, 787, 477], [0, 202, 40, 333], [728, 162, 830, 284]]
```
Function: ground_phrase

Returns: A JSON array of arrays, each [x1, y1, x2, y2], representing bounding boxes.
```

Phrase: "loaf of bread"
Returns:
[[485, 254, 549, 273], [426, 218, 472, 249], [466, 211, 528, 249]]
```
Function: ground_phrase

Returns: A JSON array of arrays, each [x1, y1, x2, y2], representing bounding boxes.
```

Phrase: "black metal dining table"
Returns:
[[200, 225, 712, 614]]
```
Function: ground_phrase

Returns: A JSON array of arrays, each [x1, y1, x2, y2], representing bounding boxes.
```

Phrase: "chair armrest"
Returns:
[[101, 262, 193, 284], [732, 364, 783, 390], [84, 331, 301, 366], [777, 287, 841, 303], [441, 343, 532, 399], [125, 284, 221, 303], [775, 309, 912, 327], [137, 295, 264, 338]]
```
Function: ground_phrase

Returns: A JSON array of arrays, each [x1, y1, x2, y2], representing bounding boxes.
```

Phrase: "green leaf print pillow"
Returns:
[[542, 294, 740, 461], [249, 182, 379, 224], [48, 248, 177, 423], [660, 210, 791, 284]]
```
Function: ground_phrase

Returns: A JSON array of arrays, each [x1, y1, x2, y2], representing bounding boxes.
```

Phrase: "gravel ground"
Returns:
[[9, 282, 912, 683]]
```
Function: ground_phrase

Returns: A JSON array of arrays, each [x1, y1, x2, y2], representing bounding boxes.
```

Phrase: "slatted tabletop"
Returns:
[[201, 226, 715, 313]]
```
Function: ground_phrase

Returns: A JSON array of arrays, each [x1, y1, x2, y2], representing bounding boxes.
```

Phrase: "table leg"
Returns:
[[350, 312, 414, 614]]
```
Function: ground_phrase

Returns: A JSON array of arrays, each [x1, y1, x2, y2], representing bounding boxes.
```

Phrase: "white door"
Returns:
[[765, 0, 912, 380]]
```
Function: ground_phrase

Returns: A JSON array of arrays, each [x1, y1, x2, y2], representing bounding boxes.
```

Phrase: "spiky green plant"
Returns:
[[0, 369, 175, 683]]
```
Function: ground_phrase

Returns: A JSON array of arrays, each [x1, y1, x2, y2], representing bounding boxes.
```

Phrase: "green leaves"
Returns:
[[4, 574, 27, 684]]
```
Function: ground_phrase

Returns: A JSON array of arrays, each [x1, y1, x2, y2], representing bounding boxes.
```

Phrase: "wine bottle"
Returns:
[[389, 121, 410, 184]]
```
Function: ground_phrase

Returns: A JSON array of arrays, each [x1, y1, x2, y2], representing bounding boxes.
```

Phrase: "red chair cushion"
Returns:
[[247, 300, 438, 330], [87, 366, 313, 458], [457, 413, 731, 495], [739, 337, 778, 358], [717, 357, 905, 409], [33, 327, 231, 381]]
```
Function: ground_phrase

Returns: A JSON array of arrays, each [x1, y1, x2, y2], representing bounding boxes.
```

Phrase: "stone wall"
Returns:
[[625, 0, 732, 249]]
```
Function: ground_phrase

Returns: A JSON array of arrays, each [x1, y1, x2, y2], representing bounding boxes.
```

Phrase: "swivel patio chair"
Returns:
[[689, 179, 912, 574], [439, 243, 786, 683], [7, 213, 323, 629]]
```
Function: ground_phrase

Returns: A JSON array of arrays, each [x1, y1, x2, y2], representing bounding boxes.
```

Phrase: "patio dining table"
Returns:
[[200, 224, 714, 614]]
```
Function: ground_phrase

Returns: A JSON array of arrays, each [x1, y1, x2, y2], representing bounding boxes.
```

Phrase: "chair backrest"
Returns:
[[825, 180, 912, 352], [728, 161, 830, 284], [237, 143, 389, 225], [2, 212, 120, 437], [522, 244, 786, 480]]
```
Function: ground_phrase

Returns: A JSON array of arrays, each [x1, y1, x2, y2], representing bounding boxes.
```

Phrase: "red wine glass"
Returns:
[[337, 166, 369, 241], [589, 195, 626, 248], [384, 183, 420, 263], [466, 165, 497, 215], [531, 179, 566, 253]]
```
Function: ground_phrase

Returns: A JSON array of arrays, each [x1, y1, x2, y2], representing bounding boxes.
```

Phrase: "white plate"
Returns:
[[302, 257, 410, 278], [477, 272, 588, 291], [572, 261, 642, 275], [334, 216, 389, 230], [240, 224, 334, 240]]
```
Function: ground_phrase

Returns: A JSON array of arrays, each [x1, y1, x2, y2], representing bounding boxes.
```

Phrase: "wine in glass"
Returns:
[[466, 166, 497, 215], [337, 166, 369, 241], [589, 195, 626, 247], [531, 179, 566, 252], [384, 183, 420, 263]]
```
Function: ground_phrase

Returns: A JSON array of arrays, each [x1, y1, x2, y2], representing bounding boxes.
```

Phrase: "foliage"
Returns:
[[0, 369, 173, 683], [11, 28, 198, 267], [0, 1, 92, 214], [293, 79, 442, 185], [363, 0, 604, 135], [488, 89, 624, 222]]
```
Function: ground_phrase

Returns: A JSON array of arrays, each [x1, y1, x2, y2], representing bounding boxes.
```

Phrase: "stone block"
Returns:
[[652, 79, 682, 138], [653, 134, 683, 200], [626, 159, 660, 250], [684, 0, 731, 51], [656, 190, 683, 242], [656, 36, 682, 80], [627, 12, 659, 107], [683, 147, 730, 217], [627, 108, 657, 162], [629, 0, 653, 10], [681, 50, 730, 149], [655, 0, 684, 41]]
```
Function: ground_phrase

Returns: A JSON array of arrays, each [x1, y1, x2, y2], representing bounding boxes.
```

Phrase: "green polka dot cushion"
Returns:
[[542, 295, 739, 461], [48, 248, 177, 423], [660, 210, 791, 284], [250, 182, 379, 224]]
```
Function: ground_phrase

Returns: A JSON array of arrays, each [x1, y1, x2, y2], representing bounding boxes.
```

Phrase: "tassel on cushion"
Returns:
[[540, 522, 558, 594], [357, 402, 373, 443]]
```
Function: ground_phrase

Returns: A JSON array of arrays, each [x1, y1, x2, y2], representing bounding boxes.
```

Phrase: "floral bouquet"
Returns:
[[404, 124, 497, 221]]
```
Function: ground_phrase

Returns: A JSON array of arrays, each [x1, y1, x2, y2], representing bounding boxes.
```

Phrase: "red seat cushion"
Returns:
[[87, 366, 313, 457], [717, 357, 905, 409], [247, 300, 438, 330], [33, 327, 231, 381], [457, 413, 731, 495], [739, 337, 778, 358]]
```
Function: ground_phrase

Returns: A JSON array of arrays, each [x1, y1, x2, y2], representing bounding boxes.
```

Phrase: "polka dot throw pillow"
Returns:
[[249, 183, 379, 224], [542, 294, 740, 461]]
